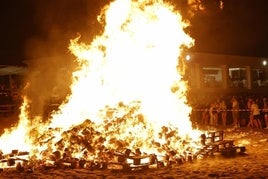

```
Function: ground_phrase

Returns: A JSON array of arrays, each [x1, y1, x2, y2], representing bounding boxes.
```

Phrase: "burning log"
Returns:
[[106, 148, 159, 171], [54, 158, 79, 169], [0, 150, 30, 172]]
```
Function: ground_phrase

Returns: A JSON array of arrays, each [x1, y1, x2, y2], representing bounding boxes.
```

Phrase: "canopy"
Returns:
[[0, 65, 27, 76]]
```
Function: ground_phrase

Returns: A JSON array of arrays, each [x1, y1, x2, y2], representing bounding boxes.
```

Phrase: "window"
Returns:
[[228, 67, 247, 88], [252, 68, 268, 87], [202, 67, 223, 88]]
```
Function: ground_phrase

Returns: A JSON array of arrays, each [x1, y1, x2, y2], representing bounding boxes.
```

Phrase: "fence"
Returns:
[[191, 108, 268, 127]]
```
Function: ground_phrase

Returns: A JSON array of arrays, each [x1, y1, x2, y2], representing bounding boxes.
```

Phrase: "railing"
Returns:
[[190, 108, 267, 127], [192, 109, 266, 112], [0, 104, 19, 115]]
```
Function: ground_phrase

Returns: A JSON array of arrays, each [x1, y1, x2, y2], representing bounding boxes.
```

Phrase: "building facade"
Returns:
[[185, 53, 268, 96]]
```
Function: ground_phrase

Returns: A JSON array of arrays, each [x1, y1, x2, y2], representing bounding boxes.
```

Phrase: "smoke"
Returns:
[[22, 0, 110, 117]]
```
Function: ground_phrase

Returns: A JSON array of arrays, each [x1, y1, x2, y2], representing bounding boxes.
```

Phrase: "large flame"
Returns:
[[51, 0, 194, 130], [0, 0, 201, 160]]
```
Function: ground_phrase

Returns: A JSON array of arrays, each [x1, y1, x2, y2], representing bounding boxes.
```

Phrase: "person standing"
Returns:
[[262, 98, 268, 129], [201, 104, 210, 126], [231, 96, 240, 128], [219, 99, 227, 127], [209, 102, 218, 126], [247, 98, 254, 128], [209, 102, 215, 126], [251, 100, 262, 129]]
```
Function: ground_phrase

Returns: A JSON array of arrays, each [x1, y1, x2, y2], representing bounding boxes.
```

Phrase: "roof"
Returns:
[[0, 65, 27, 76], [187, 52, 268, 67]]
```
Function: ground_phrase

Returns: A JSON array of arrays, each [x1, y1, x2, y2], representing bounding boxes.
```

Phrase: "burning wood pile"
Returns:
[[0, 102, 246, 172], [0, 150, 29, 171], [0, 128, 246, 172], [0, 103, 246, 172]]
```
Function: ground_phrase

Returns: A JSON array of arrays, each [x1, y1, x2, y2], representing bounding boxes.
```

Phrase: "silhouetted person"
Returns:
[[251, 100, 262, 129], [231, 96, 240, 128]]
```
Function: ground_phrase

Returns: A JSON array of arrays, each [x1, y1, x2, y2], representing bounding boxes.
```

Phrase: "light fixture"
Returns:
[[185, 55, 191, 61], [262, 60, 267, 66]]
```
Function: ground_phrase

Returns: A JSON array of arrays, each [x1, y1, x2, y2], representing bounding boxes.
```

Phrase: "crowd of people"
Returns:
[[190, 94, 268, 129]]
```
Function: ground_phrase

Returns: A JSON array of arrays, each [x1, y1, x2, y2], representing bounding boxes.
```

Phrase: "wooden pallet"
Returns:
[[107, 153, 158, 171], [197, 138, 246, 158]]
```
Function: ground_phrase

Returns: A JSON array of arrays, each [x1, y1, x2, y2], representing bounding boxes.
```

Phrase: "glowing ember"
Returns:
[[0, 0, 202, 163]]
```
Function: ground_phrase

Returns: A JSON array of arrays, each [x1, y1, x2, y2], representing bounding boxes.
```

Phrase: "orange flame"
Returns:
[[0, 96, 32, 154], [0, 0, 201, 160]]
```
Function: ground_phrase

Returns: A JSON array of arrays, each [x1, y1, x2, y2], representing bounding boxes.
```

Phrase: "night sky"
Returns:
[[1, 0, 268, 65]]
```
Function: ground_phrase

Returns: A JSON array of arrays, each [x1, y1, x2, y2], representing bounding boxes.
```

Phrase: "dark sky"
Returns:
[[0, 0, 268, 65], [187, 0, 268, 58], [0, 1, 34, 65], [0, 0, 107, 65]]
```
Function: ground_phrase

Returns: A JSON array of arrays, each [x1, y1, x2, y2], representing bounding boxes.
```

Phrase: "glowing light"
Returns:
[[186, 54, 191, 61]]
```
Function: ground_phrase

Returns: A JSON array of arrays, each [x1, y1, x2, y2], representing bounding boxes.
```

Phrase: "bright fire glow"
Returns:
[[0, 97, 32, 153], [0, 0, 201, 162]]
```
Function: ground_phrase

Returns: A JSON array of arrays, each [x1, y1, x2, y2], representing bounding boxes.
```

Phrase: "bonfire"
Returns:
[[0, 0, 243, 172]]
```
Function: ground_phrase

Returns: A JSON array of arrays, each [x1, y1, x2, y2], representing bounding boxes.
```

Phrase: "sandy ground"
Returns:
[[0, 116, 268, 179]]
